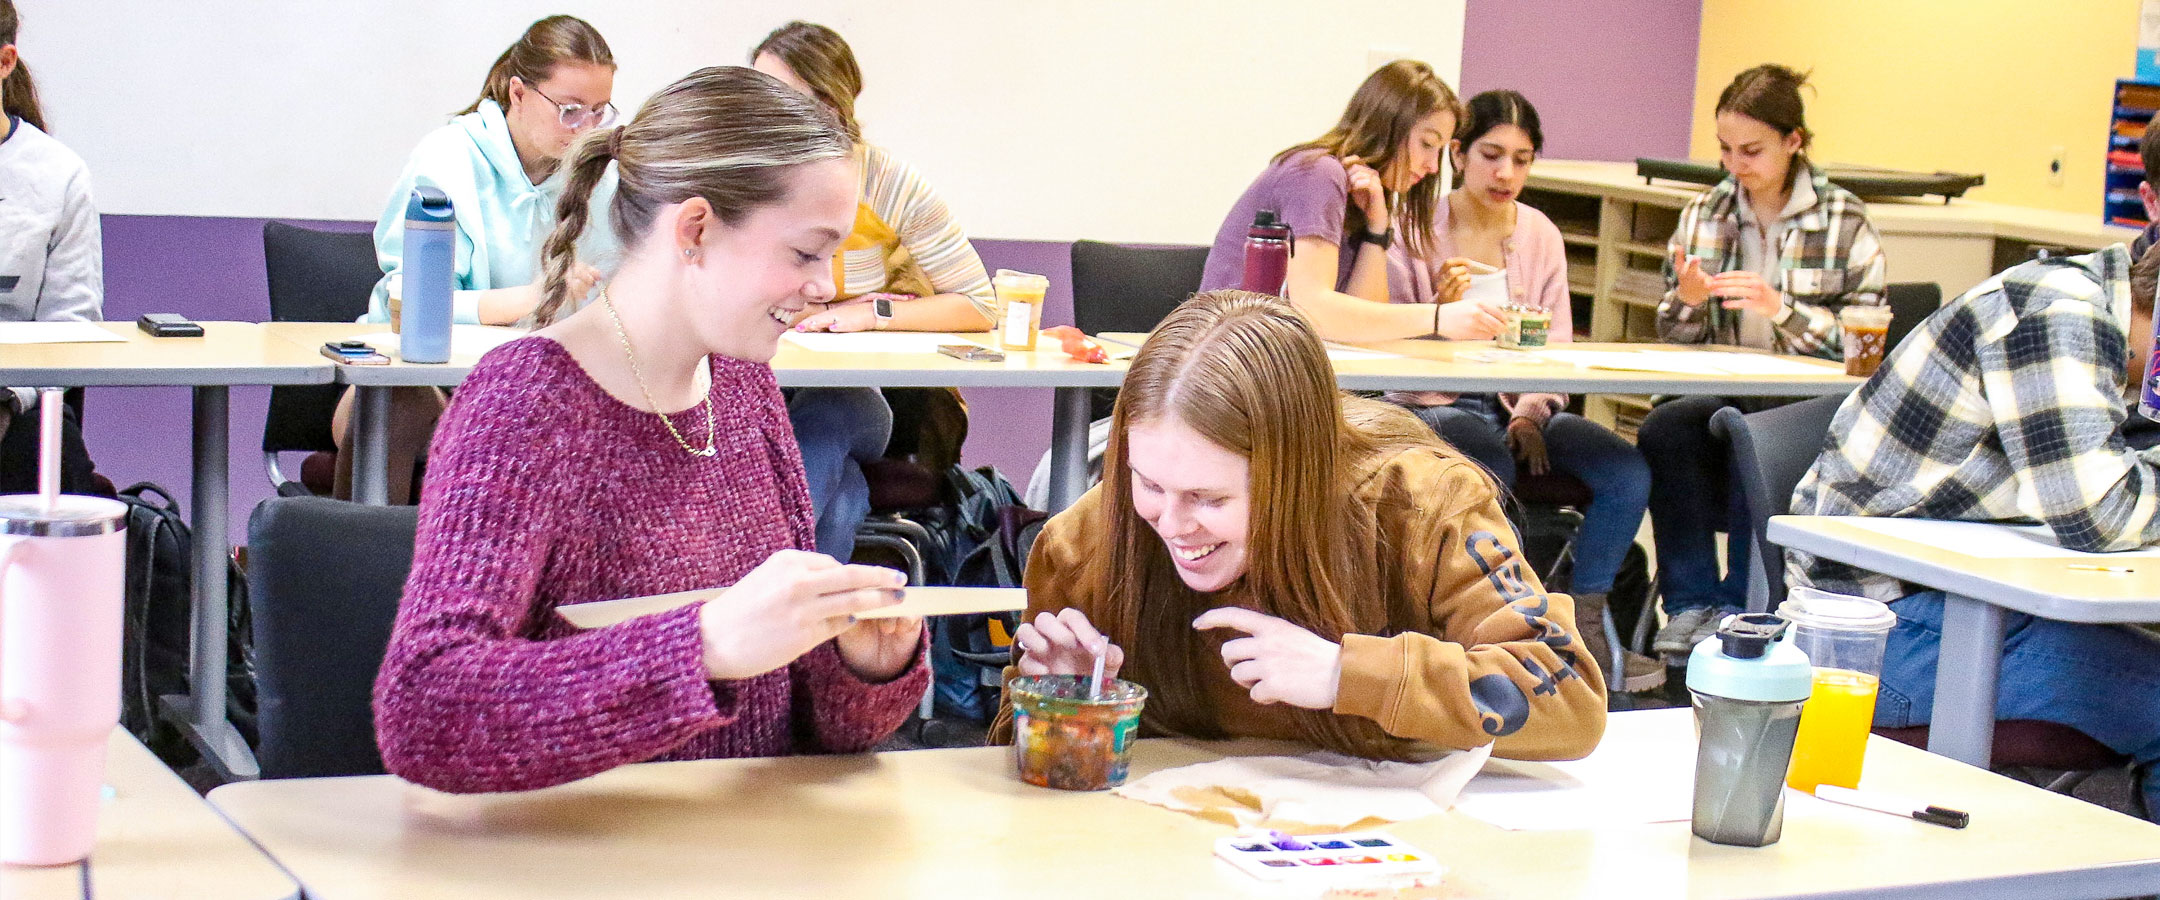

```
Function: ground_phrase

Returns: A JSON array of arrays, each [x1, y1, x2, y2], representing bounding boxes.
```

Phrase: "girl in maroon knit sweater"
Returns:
[[372, 66, 929, 794]]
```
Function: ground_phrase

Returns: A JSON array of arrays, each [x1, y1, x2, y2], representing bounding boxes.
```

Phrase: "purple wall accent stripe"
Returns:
[[87, 216, 1068, 539]]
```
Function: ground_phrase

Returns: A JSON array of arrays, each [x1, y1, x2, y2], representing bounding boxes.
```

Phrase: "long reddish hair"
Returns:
[[1097, 290, 1441, 759]]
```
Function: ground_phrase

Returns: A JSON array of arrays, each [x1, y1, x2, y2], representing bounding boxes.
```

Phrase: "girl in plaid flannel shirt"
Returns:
[[1642, 65, 1887, 656]]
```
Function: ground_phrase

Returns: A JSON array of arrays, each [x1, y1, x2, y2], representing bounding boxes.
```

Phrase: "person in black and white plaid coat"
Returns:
[[1642, 65, 1889, 657], [1790, 243, 2160, 821]]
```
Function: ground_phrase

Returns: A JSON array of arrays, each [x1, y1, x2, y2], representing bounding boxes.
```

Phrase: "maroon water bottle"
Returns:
[[1239, 209, 1292, 296]]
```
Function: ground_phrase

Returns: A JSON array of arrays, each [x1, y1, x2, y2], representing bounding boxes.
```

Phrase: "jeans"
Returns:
[[1409, 400, 1651, 594], [786, 387, 893, 563], [1640, 395, 1751, 614], [1877, 591, 2160, 821]]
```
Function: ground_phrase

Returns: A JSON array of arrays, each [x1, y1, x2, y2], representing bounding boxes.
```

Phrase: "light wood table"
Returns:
[[1768, 515, 2160, 768], [1, 730, 298, 900], [277, 321, 1864, 515], [1099, 333, 1859, 396], [207, 708, 2160, 899], [0, 323, 333, 780], [264, 323, 1130, 511]]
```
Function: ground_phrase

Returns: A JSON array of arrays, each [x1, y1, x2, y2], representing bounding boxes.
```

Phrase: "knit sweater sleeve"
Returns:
[[372, 348, 730, 793], [788, 637, 932, 753]]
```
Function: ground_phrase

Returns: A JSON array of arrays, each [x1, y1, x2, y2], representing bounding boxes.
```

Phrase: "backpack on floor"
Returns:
[[117, 483, 257, 767], [914, 466, 1038, 724]]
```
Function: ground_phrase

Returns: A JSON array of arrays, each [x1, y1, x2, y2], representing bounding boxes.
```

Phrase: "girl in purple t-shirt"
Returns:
[[1200, 60, 1506, 343]]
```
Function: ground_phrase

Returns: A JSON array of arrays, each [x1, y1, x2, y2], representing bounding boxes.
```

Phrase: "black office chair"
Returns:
[[246, 496, 416, 778], [1069, 240, 1210, 334], [1709, 394, 1847, 615], [261, 222, 380, 497], [1714, 398, 2133, 800], [1069, 241, 1210, 420], [1882, 282, 1943, 356]]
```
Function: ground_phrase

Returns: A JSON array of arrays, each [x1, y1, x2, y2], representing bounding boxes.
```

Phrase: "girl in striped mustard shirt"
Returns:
[[752, 21, 1000, 565]]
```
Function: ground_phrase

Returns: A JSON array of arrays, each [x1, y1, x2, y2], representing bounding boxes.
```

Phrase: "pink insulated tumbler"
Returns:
[[0, 492, 128, 866]]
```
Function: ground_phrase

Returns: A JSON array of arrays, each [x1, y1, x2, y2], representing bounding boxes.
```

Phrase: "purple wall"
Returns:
[[87, 215, 1070, 539], [1460, 0, 1701, 162]]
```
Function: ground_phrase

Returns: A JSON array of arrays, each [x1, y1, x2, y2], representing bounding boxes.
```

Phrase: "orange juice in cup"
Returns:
[[1787, 667, 1879, 792], [1778, 588, 1897, 793]]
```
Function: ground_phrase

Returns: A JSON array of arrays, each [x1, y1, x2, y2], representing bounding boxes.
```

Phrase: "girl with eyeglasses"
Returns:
[[332, 15, 622, 503]]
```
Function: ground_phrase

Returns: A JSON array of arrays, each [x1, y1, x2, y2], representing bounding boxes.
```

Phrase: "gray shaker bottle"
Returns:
[[1686, 613, 1813, 847]]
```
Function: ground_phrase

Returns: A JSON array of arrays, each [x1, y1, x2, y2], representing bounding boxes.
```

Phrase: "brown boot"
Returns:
[[1572, 591, 1667, 693]]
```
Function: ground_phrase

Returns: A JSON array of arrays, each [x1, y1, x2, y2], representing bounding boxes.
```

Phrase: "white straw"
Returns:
[[1088, 644, 1107, 702], [37, 388, 61, 512]]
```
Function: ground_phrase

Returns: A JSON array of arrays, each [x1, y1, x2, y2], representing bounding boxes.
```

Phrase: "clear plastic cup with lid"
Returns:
[[1777, 587, 1897, 793]]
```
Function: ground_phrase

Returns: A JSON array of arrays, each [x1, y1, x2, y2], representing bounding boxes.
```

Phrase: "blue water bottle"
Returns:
[[399, 186, 455, 364]]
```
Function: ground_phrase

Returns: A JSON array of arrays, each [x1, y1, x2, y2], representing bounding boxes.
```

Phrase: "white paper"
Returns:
[[1323, 344, 1402, 362], [781, 332, 984, 355], [1687, 351, 1842, 376], [1541, 349, 1729, 375], [0, 322, 126, 344], [351, 325, 526, 361], [1114, 743, 1491, 831], [1837, 518, 2160, 561], [1541, 348, 1833, 377], [1453, 707, 1696, 831]]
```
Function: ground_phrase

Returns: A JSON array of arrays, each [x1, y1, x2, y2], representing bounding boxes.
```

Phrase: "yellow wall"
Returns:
[[1692, 0, 2138, 216]]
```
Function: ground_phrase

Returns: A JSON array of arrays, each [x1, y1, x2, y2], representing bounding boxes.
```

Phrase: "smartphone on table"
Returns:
[[137, 313, 205, 337], [938, 344, 1005, 362], [322, 340, 391, 365]]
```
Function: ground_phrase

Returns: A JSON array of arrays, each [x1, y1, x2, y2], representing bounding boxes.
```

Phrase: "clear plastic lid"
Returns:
[[1778, 587, 1896, 634], [0, 494, 127, 537]]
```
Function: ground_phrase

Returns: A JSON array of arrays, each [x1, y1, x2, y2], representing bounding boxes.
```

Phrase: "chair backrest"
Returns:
[[1882, 282, 1943, 356], [262, 222, 381, 455], [1068, 241, 1210, 336], [247, 496, 417, 778], [1710, 394, 1849, 613]]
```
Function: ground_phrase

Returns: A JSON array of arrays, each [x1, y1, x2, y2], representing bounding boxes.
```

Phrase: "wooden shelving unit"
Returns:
[[2105, 80, 2159, 231], [1520, 159, 2139, 438]]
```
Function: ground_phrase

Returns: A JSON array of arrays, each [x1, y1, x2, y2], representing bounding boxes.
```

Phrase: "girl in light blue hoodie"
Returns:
[[334, 15, 620, 503]]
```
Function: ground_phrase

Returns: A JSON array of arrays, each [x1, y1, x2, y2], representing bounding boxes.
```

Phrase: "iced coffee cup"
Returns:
[[1838, 306, 1893, 377], [993, 269, 1050, 351]]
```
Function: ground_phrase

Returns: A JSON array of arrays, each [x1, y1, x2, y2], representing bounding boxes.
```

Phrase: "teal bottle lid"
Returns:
[[1684, 614, 1813, 702]]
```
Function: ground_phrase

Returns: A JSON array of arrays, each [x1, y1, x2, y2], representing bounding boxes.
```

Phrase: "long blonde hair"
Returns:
[[1098, 290, 1442, 759], [533, 66, 853, 324], [1276, 60, 1462, 263]]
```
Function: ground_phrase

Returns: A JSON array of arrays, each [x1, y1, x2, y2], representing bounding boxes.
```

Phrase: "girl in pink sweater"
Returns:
[[372, 66, 928, 794]]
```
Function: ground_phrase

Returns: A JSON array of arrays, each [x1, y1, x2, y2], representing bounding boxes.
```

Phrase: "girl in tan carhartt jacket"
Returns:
[[1006, 291, 1605, 762]]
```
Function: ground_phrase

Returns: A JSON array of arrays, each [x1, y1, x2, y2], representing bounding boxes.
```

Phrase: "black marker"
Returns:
[[1814, 785, 1969, 829]]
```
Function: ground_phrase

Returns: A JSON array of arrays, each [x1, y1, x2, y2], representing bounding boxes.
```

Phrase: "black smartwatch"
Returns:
[[1360, 228, 1393, 249], [872, 296, 895, 330]]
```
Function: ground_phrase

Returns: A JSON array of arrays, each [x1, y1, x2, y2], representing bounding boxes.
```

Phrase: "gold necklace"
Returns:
[[600, 286, 717, 458]]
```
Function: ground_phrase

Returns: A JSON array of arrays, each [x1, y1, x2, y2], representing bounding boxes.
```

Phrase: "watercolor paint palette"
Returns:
[[1213, 831, 1441, 882]]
